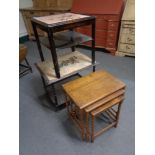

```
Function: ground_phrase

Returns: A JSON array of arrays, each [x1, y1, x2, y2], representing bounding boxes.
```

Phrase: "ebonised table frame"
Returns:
[[31, 14, 96, 110]]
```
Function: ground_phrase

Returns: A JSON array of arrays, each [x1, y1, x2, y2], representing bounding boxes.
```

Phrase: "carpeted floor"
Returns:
[[19, 41, 135, 155]]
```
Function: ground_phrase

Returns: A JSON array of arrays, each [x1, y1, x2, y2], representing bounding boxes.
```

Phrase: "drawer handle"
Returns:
[[126, 46, 131, 49], [130, 29, 135, 34], [108, 42, 113, 45], [122, 24, 135, 29], [110, 34, 114, 37], [127, 38, 132, 42], [30, 11, 34, 14]]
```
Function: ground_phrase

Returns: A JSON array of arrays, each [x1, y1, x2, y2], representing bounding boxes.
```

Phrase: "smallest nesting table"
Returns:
[[62, 70, 126, 142]]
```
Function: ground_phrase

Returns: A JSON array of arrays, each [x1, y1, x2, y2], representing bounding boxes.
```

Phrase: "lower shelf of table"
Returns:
[[36, 50, 96, 85], [45, 74, 81, 111]]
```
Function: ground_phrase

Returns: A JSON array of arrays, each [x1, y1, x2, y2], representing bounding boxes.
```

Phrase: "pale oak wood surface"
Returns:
[[63, 70, 126, 109], [85, 89, 125, 112]]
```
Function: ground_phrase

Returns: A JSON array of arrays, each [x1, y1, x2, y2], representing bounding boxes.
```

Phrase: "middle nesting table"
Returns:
[[31, 13, 96, 110]]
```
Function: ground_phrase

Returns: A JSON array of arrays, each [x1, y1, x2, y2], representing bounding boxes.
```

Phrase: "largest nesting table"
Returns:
[[63, 70, 126, 142]]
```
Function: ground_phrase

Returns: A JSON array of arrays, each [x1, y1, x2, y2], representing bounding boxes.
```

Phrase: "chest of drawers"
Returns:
[[116, 0, 135, 56], [20, 7, 69, 40], [71, 0, 124, 55], [20, 0, 73, 39]]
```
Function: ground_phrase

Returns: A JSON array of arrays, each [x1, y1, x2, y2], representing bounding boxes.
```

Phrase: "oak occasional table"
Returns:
[[63, 70, 126, 142], [31, 13, 96, 110]]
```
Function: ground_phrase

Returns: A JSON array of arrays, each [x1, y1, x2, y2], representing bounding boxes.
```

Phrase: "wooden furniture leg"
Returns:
[[86, 112, 90, 142], [115, 101, 123, 128], [91, 114, 95, 142], [65, 95, 70, 117], [80, 109, 85, 141]]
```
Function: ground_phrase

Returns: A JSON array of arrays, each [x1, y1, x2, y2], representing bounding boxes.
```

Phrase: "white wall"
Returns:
[[19, 0, 33, 37]]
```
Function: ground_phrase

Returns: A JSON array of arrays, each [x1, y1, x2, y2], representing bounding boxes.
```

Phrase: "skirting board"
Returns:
[[19, 35, 29, 43]]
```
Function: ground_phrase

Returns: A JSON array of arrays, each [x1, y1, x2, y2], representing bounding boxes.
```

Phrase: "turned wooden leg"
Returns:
[[65, 96, 69, 114], [86, 112, 90, 142], [80, 109, 85, 141], [91, 115, 95, 143]]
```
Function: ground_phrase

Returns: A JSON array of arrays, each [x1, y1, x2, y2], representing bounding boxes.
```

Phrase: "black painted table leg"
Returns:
[[92, 20, 96, 72], [47, 30, 61, 78], [32, 22, 45, 62]]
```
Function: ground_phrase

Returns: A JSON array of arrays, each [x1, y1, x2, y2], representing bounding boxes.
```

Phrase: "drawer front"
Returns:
[[96, 30, 107, 39], [105, 15, 120, 21], [26, 11, 40, 17], [122, 21, 135, 27], [122, 23, 135, 29], [96, 38, 106, 47], [119, 33, 135, 44], [76, 26, 91, 36], [46, 0, 58, 8], [108, 21, 119, 31], [95, 15, 105, 20], [95, 15, 120, 21], [39, 12, 53, 16], [119, 43, 135, 53], [121, 26, 135, 35], [76, 27, 107, 39], [33, 0, 47, 8], [96, 20, 107, 30], [121, 21, 135, 34]]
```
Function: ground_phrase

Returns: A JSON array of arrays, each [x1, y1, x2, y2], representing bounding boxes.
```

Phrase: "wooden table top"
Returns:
[[63, 70, 126, 109]]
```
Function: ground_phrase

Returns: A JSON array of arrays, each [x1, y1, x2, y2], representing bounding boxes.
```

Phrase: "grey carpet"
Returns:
[[20, 41, 135, 155]]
